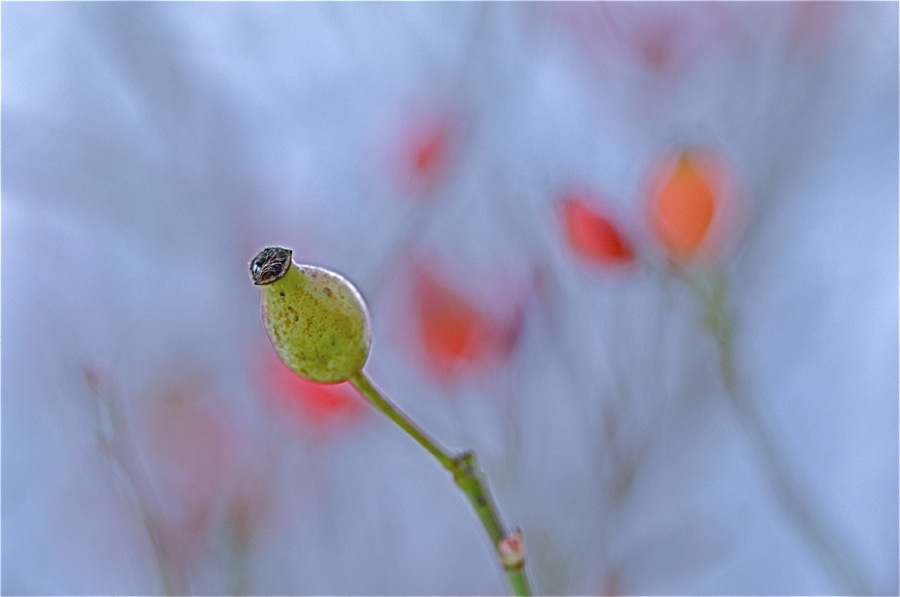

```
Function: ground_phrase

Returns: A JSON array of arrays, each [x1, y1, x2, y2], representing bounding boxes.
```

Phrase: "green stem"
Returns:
[[349, 371, 533, 596], [692, 268, 871, 595], [348, 370, 454, 470]]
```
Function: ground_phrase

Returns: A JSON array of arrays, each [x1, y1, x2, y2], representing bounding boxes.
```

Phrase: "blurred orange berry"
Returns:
[[561, 191, 635, 266], [647, 150, 720, 261]]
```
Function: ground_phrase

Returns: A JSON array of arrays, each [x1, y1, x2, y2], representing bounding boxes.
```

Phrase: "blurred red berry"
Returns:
[[789, 2, 840, 53], [548, 4, 730, 78], [142, 379, 233, 520], [399, 116, 453, 197], [413, 126, 448, 179], [264, 353, 365, 435], [635, 21, 677, 73], [412, 266, 493, 378], [408, 261, 530, 382], [647, 150, 720, 262], [561, 191, 635, 266], [82, 365, 102, 393]]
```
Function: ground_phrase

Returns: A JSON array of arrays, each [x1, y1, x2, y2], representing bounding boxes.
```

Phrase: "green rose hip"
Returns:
[[250, 246, 371, 383], [248, 246, 533, 596]]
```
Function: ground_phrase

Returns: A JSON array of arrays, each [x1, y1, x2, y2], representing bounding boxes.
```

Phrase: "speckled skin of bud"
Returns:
[[250, 247, 371, 384]]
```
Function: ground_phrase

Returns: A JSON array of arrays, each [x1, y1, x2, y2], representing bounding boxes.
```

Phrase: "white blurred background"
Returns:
[[2, 3, 897, 595]]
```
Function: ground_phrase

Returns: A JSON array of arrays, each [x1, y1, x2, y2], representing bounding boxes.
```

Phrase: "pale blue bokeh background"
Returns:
[[3, 3, 897, 595]]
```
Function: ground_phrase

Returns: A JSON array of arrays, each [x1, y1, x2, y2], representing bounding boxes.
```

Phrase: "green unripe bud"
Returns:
[[250, 247, 371, 383]]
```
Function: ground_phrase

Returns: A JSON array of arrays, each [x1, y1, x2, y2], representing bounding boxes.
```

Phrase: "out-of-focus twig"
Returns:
[[83, 368, 182, 596], [687, 268, 872, 595]]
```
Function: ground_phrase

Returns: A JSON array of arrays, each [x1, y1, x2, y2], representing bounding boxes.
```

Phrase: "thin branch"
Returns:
[[348, 370, 533, 596], [691, 268, 872, 595]]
